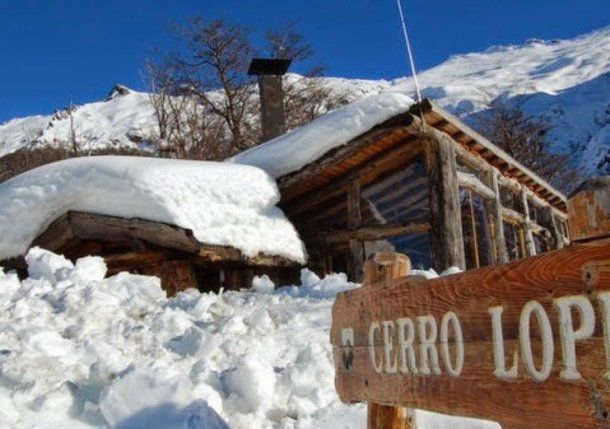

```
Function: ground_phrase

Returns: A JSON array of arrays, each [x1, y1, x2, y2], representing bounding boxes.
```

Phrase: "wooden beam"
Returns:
[[313, 220, 431, 244], [68, 212, 200, 253], [488, 171, 509, 263], [362, 252, 414, 429], [457, 171, 495, 200], [424, 137, 466, 270], [347, 180, 364, 282], [502, 207, 525, 224], [543, 206, 564, 250], [521, 188, 537, 256]]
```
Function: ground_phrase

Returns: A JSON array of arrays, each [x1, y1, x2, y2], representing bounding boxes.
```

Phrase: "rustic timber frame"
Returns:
[[277, 98, 568, 281], [2, 211, 300, 295]]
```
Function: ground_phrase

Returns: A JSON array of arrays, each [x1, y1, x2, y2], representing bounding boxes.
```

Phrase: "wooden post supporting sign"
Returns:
[[363, 253, 414, 429], [331, 177, 610, 429]]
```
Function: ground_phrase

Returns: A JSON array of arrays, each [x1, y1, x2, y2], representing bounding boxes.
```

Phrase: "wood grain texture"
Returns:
[[361, 252, 414, 429], [331, 240, 610, 429], [569, 177, 610, 242], [424, 138, 466, 271]]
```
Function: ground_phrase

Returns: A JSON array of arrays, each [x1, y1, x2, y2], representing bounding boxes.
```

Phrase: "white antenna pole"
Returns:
[[395, 0, 425, 116]]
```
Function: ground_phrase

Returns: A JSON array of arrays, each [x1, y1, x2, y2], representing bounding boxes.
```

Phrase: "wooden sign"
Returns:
[[331, 240, 610, 429]]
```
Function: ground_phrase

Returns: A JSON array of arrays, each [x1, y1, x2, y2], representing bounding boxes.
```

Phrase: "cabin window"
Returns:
[[360, 157, 429, 226], [503, 219, 525, 261], [499, 186, 525, 215], [364, 233, 432, 270], [460, 188, 493, 269]]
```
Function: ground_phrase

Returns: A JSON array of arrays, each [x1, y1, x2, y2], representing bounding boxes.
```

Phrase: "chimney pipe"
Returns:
[[248, 58, 292, 142]]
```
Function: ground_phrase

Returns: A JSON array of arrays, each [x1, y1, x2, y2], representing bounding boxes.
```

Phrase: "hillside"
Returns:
[[1, 26, 608, 179]]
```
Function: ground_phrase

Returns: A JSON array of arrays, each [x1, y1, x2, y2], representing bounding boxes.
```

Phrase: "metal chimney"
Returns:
[[248, 58, 292, 142]]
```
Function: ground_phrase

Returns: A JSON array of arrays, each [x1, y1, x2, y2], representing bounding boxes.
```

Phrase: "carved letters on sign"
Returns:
[[357, 293, 610, 382]]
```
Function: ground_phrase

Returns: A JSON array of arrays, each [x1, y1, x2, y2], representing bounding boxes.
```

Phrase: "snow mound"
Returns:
[[0, 248, 497, 429], [229, 92, 414, 178], [0, 156, 306, 262]]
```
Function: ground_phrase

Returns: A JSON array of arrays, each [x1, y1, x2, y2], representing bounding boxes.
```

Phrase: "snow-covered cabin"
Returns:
[[0, 93, 569, 292], [232, 95, 569, 281], [0, 157, 306, 294]]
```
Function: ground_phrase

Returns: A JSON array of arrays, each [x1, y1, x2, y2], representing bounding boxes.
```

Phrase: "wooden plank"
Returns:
[[424, 138, 466, 270], [568, 177, 610, 242], [521, 188, 536, 256], [457, 171, 495, 200], [363, 253, 414, 429], [331, 239, 610, 429], [348, 180, 364, 282], [543, 206, 565, 250], [488, 171, 509, 263], [314, 220, 431, 244], [69, 212, 200, 253]]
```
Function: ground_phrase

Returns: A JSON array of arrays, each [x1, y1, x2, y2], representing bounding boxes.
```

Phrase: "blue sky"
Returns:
[[0, 0, 607, 122]]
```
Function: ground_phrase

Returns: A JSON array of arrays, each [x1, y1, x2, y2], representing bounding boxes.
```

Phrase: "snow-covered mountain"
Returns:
[[1, 26, 608, 178]]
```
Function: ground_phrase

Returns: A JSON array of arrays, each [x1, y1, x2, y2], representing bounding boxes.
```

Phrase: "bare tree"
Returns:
[[476, 96, 578, 190], [68, 97, 79, 156], [147, 61, 229, 159], [168, 18, 258, 152]]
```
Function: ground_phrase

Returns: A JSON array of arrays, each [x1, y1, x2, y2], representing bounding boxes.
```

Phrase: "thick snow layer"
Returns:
[[0, 156, 306, 263], [229, 92, 414, 178], [0, 248, 495, 429]]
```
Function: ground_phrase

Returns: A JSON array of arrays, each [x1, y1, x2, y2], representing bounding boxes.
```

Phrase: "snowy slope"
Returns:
[[0, 248, 496, 429], [1, 27, 608, 177], [0, 156, 306, 262]]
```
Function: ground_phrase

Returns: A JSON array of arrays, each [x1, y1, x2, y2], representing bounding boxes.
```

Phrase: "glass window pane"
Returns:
[[361, 158, 429, 226], [504, 221, 525, 261], [460, 189, 493, 270]]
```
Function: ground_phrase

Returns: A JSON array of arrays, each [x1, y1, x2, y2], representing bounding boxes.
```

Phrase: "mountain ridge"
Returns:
[[1, 26, 608, 180]]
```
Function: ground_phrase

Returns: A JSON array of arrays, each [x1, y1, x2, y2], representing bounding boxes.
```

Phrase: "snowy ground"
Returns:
[[0, 248, 499, 429]]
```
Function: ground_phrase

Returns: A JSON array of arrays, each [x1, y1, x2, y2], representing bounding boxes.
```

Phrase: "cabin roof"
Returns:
[[0, 156, 306, 264], [241, 94, 567, 212], [413, 99, 566, 210]]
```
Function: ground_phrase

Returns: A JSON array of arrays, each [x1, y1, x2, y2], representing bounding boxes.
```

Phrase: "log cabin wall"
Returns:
[[279, 105, 568, 282]]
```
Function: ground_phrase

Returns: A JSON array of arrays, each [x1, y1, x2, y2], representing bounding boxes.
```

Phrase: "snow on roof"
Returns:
[[229, 92, 414, 178], [0, 156, 307, 263]]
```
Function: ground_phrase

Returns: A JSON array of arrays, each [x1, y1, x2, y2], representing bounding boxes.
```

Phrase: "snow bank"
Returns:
[[0, 156, 306, 263], [229, 92, 414, 178], [0, 249, 495, 429]]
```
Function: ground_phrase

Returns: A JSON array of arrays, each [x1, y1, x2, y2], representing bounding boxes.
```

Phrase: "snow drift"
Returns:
[[229, 92, 414, 178], [0, 156, 306, 263], [0, 248, 496, 429]]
